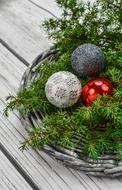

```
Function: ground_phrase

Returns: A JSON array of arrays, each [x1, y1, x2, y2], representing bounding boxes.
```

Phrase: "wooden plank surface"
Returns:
[[0, 34, 122, 190], [0, 0, 51, 63], [28, 0, 61, 18], [0, 0, 122, 190], [0, 43, 90, 190], [0, 150, 32, 190]]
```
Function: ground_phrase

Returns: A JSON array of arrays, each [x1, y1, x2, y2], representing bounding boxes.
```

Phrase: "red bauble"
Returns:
[[81, 78, 113, 106]]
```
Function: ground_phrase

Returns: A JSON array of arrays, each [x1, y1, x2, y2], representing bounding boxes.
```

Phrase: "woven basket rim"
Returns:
[[19, 49, 122, 177]]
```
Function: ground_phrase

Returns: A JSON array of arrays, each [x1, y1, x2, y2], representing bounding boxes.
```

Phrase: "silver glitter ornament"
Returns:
[[71, 44, 105, 77], [45, 71, 82, 108]]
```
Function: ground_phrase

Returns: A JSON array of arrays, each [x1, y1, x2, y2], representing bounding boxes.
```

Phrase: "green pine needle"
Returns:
[[5, 0, 122, 160]]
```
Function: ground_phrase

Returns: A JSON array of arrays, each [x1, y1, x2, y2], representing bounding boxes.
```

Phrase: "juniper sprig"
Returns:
[[5, 0, 122, 159]]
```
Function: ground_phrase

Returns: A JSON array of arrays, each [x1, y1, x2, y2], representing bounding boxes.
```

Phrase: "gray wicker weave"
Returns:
[[19, 50, 122, 177]]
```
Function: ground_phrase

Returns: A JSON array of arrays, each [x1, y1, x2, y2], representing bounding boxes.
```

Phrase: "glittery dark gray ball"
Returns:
[[71, 44, 105, 77]]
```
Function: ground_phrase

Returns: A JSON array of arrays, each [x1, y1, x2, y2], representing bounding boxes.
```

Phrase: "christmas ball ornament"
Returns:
[[45, 71, 82, 108], [71, 44, 105, 77], [81, 78, 113, 106]]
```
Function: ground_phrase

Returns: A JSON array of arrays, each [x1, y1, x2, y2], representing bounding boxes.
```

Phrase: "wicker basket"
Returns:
[[19, 50, 122, 177]]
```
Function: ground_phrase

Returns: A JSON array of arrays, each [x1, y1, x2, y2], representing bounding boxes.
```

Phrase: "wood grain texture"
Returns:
[[0, 44, 90, 190], [0, 150, 32, 190], [0, 39, 122, 190], [28, 0, 61, 18], [0, 0, 51, 63], [28, 0, 95, 18], [0, 0, 122, 189]]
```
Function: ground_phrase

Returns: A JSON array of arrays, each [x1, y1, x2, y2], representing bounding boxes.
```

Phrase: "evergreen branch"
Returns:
[[4, 0, 122, 159]]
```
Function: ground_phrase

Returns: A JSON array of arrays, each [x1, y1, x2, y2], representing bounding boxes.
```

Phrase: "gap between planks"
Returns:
[[0, 0, 122, 188], [0, 149, 32, 190], [0, 38, 122, 190], [0, 0, 59, 67], [0, 0, 51, 63], [0, 43, 89, 190]]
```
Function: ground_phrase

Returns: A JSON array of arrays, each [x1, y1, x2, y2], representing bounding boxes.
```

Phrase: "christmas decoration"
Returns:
[[71, 44, 105, 77], [5, 0, 121, 177], [82, 78, 113, 106], [45, 71, 82, 108]]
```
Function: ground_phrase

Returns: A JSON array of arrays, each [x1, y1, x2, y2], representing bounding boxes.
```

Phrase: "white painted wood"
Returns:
[[0, 0, 51, 63], [29, 0, 62, 18], [0, 1, 121, 190], [89, 176, 122, 190], [0, 44, 88, 190], [0, 107, 76, 190], [0, 43, 26, 99], [77, 167, 122, 190], [0, 42, 122, 190], [0, 48, 98, 189], [0, 150, 32, 190], [69, 169, 100, 190], [29, 0, 95, 18]]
